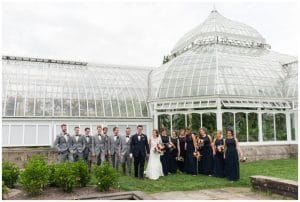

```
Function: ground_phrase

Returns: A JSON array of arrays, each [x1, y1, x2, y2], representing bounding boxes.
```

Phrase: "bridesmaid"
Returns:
[[213, 130, 225, 178], [169, 131, 179, 173], [224, 127, 243, 181], [177, 129, 186, 172], [184, 128, 198, 176], [198, 127, 214, 176], [160, 128, 170, 176]]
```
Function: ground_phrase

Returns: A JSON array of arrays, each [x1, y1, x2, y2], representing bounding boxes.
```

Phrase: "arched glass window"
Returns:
[[262, 113, 275, 141], [275, 113, 287, 140], [235, 112, 247, 142], [248, 113, 258, 142], [158, 114, 171, 135], [172, 114, 185, 134], [202, 112, 216, 136]]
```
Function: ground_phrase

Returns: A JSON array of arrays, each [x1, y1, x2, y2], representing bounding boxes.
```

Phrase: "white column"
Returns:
[[170, 113, 173, 132], [216, 98, 222, 131], [286, 112, 291, 143], [295, 111, 298, 142], [258, 109, 263, 142], [153, 109, 158, 129]]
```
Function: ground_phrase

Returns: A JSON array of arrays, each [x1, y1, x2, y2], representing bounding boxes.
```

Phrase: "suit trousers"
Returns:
[[121, 154, 132, 175], [111, 153, 119, 170], [134, 155, 145, 178], [96, 151, 106, 165], [59, 151, 74, 162], [73, 152, 83, 162]]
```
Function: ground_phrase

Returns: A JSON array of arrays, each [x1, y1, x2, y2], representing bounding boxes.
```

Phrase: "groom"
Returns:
[[130, 125, 150, 179]]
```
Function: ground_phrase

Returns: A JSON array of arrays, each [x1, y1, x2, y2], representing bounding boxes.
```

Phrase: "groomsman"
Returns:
[[130, 125, 150, 179], [108, 127, 121, 170], [53, 124, 75, 162], [93, 125, 107, 165], [103, 127, 109, 162], [72, 126, 86, 161], [120, 127, 132, 175], [83, 127, 93, 171]]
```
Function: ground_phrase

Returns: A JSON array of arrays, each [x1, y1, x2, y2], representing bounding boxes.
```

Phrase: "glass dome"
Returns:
[[172, 9, 267, 54], [2, 56, 151, 118], [151, 10, 297, 101]]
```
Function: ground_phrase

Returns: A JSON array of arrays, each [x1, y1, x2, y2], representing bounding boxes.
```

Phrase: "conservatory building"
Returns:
[[2, 9, 298, 149]]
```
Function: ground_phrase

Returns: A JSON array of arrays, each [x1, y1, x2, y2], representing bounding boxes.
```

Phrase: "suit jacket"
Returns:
[[130, 133, 150, 158], [120, 135, 132, 156], [92, 133, 107, 155], [83, 135, 93, 154], [72, 134, 86, 153], [108, 135, 121, 155], [53, 133, 74, 153]]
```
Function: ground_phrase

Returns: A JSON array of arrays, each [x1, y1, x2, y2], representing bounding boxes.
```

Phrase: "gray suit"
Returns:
[[120, 135, 132, 175], [93, 133, 107, 165], [108, 135, 121, 170], [72, 134, 86, 161], [53, 133, 75, 162], [83, 135, 93, 170]]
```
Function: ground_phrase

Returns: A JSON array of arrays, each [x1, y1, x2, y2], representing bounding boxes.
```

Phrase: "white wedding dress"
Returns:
[[145, 136, 164, 180]]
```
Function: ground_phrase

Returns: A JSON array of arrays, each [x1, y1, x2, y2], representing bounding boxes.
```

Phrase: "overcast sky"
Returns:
[[2, 0, 298, 67]]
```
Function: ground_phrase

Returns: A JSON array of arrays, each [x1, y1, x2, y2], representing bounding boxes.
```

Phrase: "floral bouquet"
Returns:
[[176, 156, 184, 162], [198, 138, 204, 149], [154, 143, 164, 155], [193, 151, 201, 159], [217, 145, 225, 153], [167, 143, 175, 151], [239, 156, 247, 162]]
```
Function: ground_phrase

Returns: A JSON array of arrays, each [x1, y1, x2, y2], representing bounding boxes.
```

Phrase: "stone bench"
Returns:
[[250, 175, 298, 199]]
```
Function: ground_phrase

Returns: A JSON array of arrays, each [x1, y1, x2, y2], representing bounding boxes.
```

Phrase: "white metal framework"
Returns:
[[2, 9, 298, 147], [150, 9, 298, 145]]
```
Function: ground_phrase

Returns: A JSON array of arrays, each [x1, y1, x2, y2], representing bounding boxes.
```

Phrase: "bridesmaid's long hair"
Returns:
[[153, 129, 159, 138], [226, 127, 234, 138]]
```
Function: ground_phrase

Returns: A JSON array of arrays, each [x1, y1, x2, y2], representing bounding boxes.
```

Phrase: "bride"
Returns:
[[145, 129, 164, 180]]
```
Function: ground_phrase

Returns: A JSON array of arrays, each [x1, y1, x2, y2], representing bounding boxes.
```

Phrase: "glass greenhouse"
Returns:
[[2, 9, 298, 147]]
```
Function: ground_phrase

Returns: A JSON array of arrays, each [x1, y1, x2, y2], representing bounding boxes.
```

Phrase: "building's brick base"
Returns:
[[2, 144, 298, 168]]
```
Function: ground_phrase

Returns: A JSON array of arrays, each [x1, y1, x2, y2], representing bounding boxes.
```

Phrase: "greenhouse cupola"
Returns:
[[171, 8, 269, 55]]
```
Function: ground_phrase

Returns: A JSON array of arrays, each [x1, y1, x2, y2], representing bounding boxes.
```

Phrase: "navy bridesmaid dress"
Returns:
[[213, 138, 225, 177], [224, 138, 240, 181], [184, 133, 197, 175], [178, 136, 186, 172], [160, 135, 170, 176], [199, 135, 214, 175], [169, 137, 178, 173]]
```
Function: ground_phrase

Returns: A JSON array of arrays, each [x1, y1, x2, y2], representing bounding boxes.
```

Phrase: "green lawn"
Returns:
[[92, 158, 297, 194]]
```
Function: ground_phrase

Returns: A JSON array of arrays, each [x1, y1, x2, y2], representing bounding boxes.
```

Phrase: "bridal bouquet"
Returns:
[[154, 144, 164, 155]]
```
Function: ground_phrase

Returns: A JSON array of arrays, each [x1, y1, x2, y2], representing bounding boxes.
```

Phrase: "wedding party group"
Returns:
[[53, 124, 244, 182]]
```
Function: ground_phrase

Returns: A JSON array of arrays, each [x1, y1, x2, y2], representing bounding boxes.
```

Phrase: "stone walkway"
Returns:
[[150, 187, 291, 200]]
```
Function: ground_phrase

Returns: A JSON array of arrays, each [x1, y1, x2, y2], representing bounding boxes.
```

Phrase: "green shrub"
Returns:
[[48, 164, 58, 187], [53, 162, 76, 192], [73, 160, 91, 187], [19, 155, 50, 196], [94, 162, 120, 192], [2, 161, 20, 188], [2, 181, 8, 199]]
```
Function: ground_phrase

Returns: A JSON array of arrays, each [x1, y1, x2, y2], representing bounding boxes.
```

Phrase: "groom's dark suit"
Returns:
[[130, 133, 150, 178]]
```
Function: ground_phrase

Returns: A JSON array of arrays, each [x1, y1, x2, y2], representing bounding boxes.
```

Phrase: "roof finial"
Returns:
[[212, 3, 217, 13]]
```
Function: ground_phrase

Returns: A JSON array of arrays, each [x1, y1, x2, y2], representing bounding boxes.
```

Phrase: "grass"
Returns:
[[89, 158, 297, 194]]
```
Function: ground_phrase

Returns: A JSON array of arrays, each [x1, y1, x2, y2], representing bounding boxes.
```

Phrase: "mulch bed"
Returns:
[[7, 186, 119, 200]]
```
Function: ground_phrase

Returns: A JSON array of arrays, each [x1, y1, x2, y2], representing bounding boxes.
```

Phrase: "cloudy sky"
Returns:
[[2, 0, 298, 67]]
